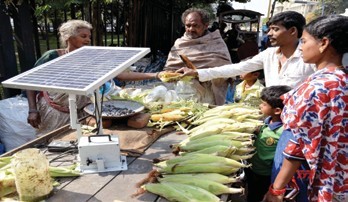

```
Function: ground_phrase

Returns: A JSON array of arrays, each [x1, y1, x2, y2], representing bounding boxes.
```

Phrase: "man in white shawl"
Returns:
[[164, 8, 231, 105]]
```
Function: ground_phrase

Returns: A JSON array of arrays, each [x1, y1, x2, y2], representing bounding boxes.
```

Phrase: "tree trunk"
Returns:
[[0, 4, 20, 98]]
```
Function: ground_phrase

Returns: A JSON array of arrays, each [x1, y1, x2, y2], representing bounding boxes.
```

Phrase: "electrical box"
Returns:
[[78, 134, 127, 174]]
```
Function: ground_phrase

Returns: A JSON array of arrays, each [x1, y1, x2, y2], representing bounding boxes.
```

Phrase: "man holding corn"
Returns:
[[177, 11, 316, 89], [164, 8, 231, 105]]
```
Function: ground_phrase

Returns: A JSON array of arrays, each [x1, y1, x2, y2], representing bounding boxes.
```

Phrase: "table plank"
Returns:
[[47, 131, 184, 202], [89, 132, 185, 202]]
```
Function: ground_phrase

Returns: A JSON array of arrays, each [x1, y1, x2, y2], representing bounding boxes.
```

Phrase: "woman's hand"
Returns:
[[263, 191, 284, 202], [175, 67, 198, 77], [27, 112, 41, 128]]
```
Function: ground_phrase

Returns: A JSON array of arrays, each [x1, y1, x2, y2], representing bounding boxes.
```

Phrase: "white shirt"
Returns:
[[198, 45, 316, 88]]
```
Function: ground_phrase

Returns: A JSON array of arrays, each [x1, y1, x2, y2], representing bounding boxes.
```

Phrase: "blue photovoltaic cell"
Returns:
[[2, 47, 150, 95]]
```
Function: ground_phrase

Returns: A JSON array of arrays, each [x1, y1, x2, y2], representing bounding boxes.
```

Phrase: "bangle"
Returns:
[[269, 184, 286, 196], [28, 109, 39, 114]]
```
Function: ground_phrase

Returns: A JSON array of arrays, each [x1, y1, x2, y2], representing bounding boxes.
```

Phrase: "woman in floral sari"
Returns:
[[264, 15, 348, 202]]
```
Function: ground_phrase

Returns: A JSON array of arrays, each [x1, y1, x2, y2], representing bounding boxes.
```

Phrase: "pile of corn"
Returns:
[[147, 100, 209, 130], [137, 103, 263, 202]]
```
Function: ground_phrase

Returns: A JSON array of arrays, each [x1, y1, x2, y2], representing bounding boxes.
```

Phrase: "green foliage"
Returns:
[[322, 0, 348, 15]]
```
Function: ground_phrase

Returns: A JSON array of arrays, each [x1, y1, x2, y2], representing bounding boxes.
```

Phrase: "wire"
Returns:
[[48, 148, 78, 163]]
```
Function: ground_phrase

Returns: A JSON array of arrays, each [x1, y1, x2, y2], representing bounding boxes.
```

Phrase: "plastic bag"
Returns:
[[174, 81, 197, 100], [144, 85, 168, 103], [0, 96, 36, 152]]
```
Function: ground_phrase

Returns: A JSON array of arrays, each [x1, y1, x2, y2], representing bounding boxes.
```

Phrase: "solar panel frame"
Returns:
[[2, 46, 150, 96]]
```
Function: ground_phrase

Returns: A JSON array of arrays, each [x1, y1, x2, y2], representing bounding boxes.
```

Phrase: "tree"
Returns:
[[321, 0, 348, 15]]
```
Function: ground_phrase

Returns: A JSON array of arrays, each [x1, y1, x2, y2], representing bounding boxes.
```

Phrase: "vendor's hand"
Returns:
[[175, 67, 198, 77], [262, 191, 284, 202], [157, 71, 183, 83], [27, 112, 41, 128]]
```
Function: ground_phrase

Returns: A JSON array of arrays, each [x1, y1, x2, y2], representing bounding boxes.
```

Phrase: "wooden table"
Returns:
[[2, 125, 246, 202], [47, 130, 185, 202]]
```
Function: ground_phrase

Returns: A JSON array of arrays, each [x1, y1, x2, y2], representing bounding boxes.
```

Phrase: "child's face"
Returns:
[[240, 72, 258, 82], [259, 100, 275, 116]]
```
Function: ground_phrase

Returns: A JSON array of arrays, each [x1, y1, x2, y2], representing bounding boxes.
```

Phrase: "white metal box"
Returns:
[[78, 135, 127, 173]]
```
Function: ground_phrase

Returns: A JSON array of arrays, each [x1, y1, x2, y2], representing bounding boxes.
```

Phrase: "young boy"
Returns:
[[245, 85, 292, 202], [234, 69, 264, 108]]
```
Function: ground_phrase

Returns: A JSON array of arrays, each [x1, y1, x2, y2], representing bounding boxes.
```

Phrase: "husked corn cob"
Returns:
[[151, 114, 185, 122], [161, 173, 240, 184], [158, 176, 244, 195]]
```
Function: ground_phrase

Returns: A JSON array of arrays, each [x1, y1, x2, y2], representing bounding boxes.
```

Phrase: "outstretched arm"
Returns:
[[116, 72, 158, 81]]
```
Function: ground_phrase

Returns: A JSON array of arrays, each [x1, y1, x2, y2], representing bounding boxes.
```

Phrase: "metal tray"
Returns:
[[84, 99, 145, 119]]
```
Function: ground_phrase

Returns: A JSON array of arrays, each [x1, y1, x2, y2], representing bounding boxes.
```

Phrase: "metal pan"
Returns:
[[84, 99, 145, 119]]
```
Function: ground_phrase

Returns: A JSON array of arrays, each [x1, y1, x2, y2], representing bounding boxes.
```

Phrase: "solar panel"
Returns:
[[2, 46, 150, 95]]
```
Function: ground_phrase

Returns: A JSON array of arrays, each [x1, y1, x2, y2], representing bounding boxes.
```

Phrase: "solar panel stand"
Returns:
[[68, 94, 83, 138]]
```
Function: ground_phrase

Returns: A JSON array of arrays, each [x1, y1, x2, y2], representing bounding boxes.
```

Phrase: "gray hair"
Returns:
[[58, 20, 92, 47], [181, 8, 210, 25]]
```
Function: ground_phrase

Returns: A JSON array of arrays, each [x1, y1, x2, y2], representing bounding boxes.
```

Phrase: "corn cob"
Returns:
[[145, 182, 221, 202], [0, 169, 16, 197], [229, 153, 256, 161], [181, 135, 252, 149], [200, 103, 245, 117], [221, 122, 258, 133], [155, 153, 249, 169], [234, 147, 256, 155], [141, 182, 192, 202], [177, 139, 246, 152], [151, 114, 185, 122], [187, 118, 236, 134], [0, 157, 12, 169], [180, 145, 237, 158], [217, 131, 254, 141], [158, 162, 241, 175], [49, 165, 80, 177], [158, 177, 244, 195], [161, 173, 240, 184], [191, 114, 232, 125], [189, 130, 254, 142], [187, 123, 231, 138]]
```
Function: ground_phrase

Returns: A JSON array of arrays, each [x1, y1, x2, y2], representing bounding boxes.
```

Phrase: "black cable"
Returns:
[[48, 148, 78, 163]]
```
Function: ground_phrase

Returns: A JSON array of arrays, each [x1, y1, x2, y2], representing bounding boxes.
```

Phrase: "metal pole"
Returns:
[[321, 0, 325, 16], [267, 0, 272, 19]]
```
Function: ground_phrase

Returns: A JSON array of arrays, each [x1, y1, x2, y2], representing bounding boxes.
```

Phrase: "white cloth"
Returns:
[[198, 45, 316, 88]]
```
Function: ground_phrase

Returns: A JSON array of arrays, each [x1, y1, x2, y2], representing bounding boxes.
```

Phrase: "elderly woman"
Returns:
[[26, 20, 93, 136], [27, 20, 159, 136], [264, 15, 348, 202]]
